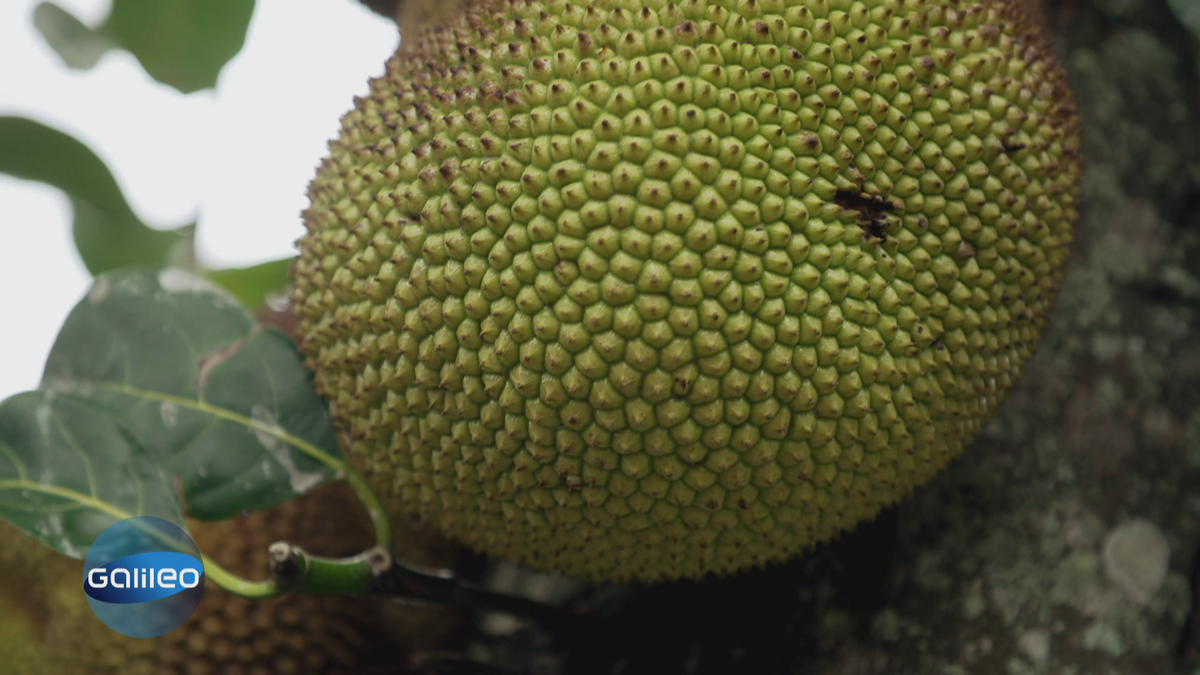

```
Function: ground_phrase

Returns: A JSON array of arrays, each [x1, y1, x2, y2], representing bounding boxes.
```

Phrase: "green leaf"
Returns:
[[39, 268, 343, 521], [105, 0, 256, 93], [30, 0, 256, 93], [206, 257, 294, 310], [32, 2, 113, 70], [0, 390, 185, 559], [0, 116, 194, 275]]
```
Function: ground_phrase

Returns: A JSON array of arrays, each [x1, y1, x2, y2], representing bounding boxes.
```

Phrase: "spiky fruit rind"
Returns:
[[294, 0, 1079, 582]]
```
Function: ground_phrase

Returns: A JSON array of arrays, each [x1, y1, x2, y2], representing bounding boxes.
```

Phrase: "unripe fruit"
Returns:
[[294, 0, 1080, 582]]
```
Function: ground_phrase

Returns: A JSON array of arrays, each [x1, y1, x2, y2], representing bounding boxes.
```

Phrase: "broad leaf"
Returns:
[[32, 0, 256, 93], [0, 116, 194, 275], [40, 268, 343, 520], [206, 257, 294, 311], [0, 390, 185, 559], [33, 2, 113, 70], [106, 0, 255, 93]]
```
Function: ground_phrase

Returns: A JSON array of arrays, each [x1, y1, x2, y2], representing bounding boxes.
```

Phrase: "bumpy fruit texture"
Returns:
[[0, 483, 457, 674], [294, 0, 1079, 582]]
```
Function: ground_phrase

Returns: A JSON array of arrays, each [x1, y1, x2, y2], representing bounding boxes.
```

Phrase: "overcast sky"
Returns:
[[0, 0, 399, 401]]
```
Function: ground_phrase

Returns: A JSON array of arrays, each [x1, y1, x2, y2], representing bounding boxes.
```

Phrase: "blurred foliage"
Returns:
[[3, 0, 294, 310], [205, 258, 293, 311], [31, 3, 112, 70], [0, 115, 292, 308], [33, 0, 255, 94], [1168, 0, 1200, 39], [0, 116, 194, 274]]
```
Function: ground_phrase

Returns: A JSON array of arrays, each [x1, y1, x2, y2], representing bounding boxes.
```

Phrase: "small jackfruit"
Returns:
[[293, 0, 1080, 582], [0, 482, 457, 674]]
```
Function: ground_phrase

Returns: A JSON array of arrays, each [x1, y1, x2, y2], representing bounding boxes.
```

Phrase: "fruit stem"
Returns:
[[201, 543, 379, 599], [206, 538, 578, 628], [268, 543, 377, 595], [341, 463, 393, 551], [201, 476, 568, 621], [201, 556, 283, 599], [372, 558, 578, 626]]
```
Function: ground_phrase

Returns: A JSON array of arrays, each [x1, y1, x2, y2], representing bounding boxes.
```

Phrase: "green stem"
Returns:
[[273, 546, 376, 595], [201, 545, 382, 599], [0, 448, 390, 601], [341, 463, 392, 551], [202, 556, 281, 599], [0, 479, 285, 599]]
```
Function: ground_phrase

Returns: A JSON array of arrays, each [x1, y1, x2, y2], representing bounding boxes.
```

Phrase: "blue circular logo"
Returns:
[[83, 516, 204, 638]]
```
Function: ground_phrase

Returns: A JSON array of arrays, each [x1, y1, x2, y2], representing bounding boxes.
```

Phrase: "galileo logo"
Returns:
[[83, 516, 204, 638], [85, 552, 203, 603]]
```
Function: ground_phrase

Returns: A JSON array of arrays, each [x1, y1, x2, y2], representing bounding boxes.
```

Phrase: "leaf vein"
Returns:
[[0, 479, 131, 522], [47, 404, 100, 499], [0, 440, 29, 482], [89, 381, 342, 471]]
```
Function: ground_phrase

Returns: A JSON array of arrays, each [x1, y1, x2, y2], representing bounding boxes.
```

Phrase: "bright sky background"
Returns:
[[0, 0, 399, 401]]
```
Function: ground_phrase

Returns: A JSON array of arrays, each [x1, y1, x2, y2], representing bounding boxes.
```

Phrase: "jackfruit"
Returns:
[[0, 482, 458, 674], [294, 0, 1080, 582]]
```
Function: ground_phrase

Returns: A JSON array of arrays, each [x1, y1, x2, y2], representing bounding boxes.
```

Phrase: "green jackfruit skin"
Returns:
[[0, 483, 457, 674], [294, 0, 1080, 582]]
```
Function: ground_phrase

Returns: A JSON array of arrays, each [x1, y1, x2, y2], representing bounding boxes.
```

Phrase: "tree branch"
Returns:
[[357, 0, 402, 23]]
